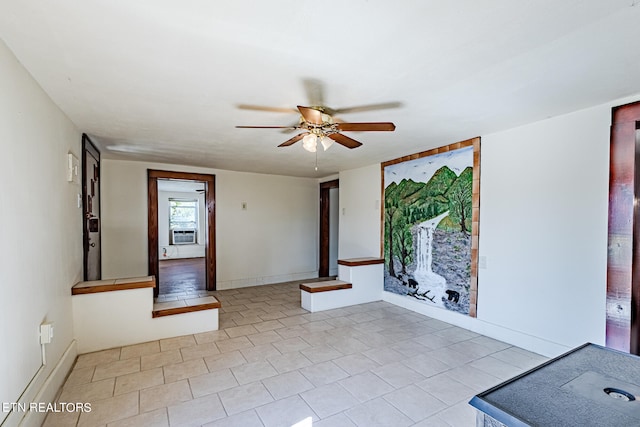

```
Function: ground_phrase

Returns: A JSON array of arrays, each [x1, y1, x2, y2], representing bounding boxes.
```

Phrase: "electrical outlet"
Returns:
[[479, 256, 487, 269]]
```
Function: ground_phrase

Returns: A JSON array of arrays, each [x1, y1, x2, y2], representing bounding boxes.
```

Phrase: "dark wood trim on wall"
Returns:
[[147, 172, 159, 295], [147, 169, 216, 297], [338, 257, 384, 267], [82, 134, 100, 281], [319, 179, 339, 278], [607, 100, 640, 354], [633, 120, 640, 355]]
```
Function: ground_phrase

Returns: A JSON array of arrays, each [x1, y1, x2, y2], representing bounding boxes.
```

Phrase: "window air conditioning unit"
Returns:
[[171, 229, 196, 245]]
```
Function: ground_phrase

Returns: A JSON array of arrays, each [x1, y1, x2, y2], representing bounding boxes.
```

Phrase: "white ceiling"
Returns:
[[1, 1, 639, 178]]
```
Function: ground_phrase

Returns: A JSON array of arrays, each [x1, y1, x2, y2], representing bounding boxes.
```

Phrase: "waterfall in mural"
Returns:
[[413, 211, 449, 306], [383, 142, 475, 315]]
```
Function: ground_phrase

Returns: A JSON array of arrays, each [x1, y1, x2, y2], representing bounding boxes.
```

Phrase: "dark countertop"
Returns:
[[469, 343, 640, 427]]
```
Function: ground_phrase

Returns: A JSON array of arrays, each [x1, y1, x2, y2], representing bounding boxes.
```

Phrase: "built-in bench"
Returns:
[[300, 257, 384, 312], [299, 280, 352, 294], [152, 296, 221, 318], [71, 276, 220, 353], [72, 276, 156, 295]]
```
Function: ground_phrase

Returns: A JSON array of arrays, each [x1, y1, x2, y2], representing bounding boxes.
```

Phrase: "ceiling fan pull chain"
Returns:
[[315, 150, 318, 171]]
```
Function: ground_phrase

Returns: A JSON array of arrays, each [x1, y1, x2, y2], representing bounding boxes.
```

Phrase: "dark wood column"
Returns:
[[319, 179, 339, 277], [606, 100, 640, 354]]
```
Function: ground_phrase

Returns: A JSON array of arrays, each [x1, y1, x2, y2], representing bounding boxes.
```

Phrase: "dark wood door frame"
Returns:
[[606, 100, 640, 354], [319, 179, 339, 277], [82, 134, 101, 281], [148, 169, 216, 297]]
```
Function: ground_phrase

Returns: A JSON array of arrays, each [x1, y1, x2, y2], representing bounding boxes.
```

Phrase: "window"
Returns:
[[169, 199, 198, 230]]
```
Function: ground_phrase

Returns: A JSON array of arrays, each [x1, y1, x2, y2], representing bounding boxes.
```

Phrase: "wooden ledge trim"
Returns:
[[337, 257, 384, 267], [72, 276, 156, 295], [152, 300, 221, 318], [300, 280, 352, 293]]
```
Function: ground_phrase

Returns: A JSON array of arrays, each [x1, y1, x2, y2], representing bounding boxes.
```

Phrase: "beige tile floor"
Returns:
[[45, 281, 548, 427]]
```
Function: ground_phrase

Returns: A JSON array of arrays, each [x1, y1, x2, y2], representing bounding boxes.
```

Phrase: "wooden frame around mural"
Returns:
[[380, 137, 480, 317]]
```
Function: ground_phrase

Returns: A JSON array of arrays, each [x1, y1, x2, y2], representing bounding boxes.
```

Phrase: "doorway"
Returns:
[[319, 179, 339, 277], [82, 134, 101, 281], [157, 179, 206, 296], [148, 170, 216, 297]]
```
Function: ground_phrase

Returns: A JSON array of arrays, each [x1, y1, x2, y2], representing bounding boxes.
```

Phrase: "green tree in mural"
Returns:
[[394, 219, 413, 274], [384, 185, 401, 278], [445, 167, 473, 234]]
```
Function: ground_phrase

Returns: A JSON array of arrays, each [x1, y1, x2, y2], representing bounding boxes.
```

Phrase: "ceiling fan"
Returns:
[[236, 79, 399, 151], [236, 105, 396, 151]]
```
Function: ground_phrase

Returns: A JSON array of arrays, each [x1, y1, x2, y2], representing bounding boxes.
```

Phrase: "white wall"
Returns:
[[158, 190, 206, 259], [72, 288, 218, 353], [339, 94, 640, 357], [0, 40, 82, 426], [102, 160, 319, 288], [477, 102, 613, 353], [338, 164, 382, 259]]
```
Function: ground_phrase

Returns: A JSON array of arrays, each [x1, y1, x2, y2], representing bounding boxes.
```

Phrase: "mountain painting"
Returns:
[[382, 143, 475, 315]]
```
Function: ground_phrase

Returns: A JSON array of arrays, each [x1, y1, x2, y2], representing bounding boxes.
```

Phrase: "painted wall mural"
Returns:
[[381, 138, 480, 317]]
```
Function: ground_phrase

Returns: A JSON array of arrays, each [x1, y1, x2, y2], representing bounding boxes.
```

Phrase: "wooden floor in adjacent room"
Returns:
[[158, 257, 206, 296]]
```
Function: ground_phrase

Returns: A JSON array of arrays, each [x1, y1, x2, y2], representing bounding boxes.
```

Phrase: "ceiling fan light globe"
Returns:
[[302, 133, 317, 152], [320, 136, 334, 151]]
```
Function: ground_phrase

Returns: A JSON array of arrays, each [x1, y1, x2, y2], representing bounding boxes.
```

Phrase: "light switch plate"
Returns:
[[67, 153, 79, 183], [40, 323, 54, 344]]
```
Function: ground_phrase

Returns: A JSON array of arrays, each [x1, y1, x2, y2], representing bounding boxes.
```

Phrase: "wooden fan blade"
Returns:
[[333, 102, 402, 114], [236, 125, 298, 129], [337, 122, 396, 132], [329, 133, 363, 149], [281, 120, 300, 134], [278, 132, 309, 147], [237, 104, 298, 113], [297, 106, 324, 125]]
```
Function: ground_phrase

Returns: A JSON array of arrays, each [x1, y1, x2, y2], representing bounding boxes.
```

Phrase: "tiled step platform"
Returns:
[[299, 279, 352, 293], [152, 296, 221, 318], [299, 279, 353, 312], [72, 276, 221, 318], [71, 276, 220, 353], [300, 257, 385, 312], [71, 275, 157, 295]]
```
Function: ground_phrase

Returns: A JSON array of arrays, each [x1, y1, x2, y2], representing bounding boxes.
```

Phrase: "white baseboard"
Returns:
[[382, 291, 570, 358], [217, 271, 319, 290], [3, 340, 77, 427]]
